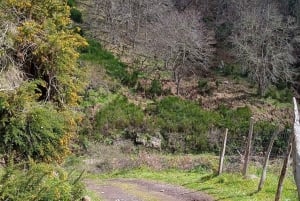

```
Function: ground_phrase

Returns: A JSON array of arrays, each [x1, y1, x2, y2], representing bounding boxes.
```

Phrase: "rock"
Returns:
[[81, 196, 91, 201]]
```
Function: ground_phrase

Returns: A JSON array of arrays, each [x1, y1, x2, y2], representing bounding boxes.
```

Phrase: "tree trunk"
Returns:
[[293, 97, 300, 200]]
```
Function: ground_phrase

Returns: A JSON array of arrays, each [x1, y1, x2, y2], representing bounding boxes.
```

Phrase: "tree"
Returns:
[[147, 9, 215, 94], [83, 0, 216, 95], [230, 0, 296, 96]]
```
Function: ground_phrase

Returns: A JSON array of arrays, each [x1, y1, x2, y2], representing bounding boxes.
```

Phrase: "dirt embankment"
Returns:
[[85, 178, 214, 201]]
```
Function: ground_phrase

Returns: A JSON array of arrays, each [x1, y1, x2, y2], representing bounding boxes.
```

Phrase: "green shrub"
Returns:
[[122, 70, 139, 87], [0, 162, 84, 201], [94, 96, 145, 140], [147, 79, 163, 98], [148, 96, 220, 152], [217, 105, 252, 154], [70, 8, 83, 23], [264, 85, 293, 103], [253, 121, 277, 154], [0, 86, 74, 163], [254, 121, 290, 156], [67, 0, 76, 7], [197, 79, 211, 95]]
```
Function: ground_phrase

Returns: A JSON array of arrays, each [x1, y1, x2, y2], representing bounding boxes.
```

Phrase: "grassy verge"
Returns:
[[88, 165, 297, 201]]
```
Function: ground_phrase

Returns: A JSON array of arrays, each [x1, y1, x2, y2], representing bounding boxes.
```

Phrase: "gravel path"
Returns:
[[85, 178, 214, 201]]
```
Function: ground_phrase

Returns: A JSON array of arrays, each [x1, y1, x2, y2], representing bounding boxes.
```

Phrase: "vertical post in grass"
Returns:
[[243, 117, 254, 176], [293, 97, 300, 200], [218, 128, 228, 175], [257, 129, 279, 192], [275, 134, 293, 201]]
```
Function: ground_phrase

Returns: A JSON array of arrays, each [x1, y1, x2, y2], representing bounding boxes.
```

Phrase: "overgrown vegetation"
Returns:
[[80, 39, 138, 87], [0, 162, 84, 201], [0, 0, 297, 200], [0, 0, 87, 199], [0, 86, 74, 163], [94, 95, 145, 141]]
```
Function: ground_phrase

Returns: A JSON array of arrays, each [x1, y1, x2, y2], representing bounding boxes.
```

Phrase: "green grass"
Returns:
[[80, 39, 132, 85], [90, 167, 297, 201]]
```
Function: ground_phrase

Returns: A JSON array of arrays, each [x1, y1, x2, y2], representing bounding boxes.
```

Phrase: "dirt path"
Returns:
[[85, 178, 214, 201]]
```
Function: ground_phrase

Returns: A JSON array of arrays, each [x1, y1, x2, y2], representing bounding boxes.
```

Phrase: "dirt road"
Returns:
[[85, 178, 214, 201]]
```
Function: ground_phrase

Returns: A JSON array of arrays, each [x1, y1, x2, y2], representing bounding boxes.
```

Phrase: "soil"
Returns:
[[85, 178, 214, 201]]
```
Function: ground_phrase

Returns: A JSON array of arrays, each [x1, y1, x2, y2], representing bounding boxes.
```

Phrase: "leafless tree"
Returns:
[[230, 0, 296, 96], [147, 9, 215, 94], [83, 0, 216, 94]]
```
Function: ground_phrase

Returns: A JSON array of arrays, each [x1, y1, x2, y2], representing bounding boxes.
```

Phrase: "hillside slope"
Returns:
[[77, 0, 293, 126]]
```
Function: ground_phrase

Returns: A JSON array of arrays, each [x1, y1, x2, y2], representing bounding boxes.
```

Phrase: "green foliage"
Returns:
[[254, 122, 290, 156], [264, 85, 293, 103], [217, 105, 252, 132], [0, 162, 84, 201], [0, 83, 75, 163], [70, 8, 83, 23], [80, 39, 139, 87], [2, 0, 88, 105], [147, 79, 163, 98], [217, 105, 252, 154], [219, 63, 248, 77], [122, 70, 139, 88], [148, 96, 220, 152], [197, 79, 211, 95], [67, 0, 76, 7], [0, 0, 87, 163], [94, 96, 145, 140]]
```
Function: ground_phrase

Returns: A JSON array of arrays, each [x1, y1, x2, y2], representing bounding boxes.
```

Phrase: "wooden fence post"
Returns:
[[218, 128, 228, 175], [275, 134, 293, 201], [257, 130, 279, 192], [243, 117, 254, 176], [293, 97, 300, 200]]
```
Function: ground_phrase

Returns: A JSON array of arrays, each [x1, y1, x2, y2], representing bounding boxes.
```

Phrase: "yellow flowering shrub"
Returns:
[[0, 162, 84, 201]]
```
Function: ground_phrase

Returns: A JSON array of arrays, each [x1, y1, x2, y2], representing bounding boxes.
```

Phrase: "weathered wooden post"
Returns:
[[293, 97, 300, 200], [218, 128, 228, 175], [275, 134, 293, 201], [243, 117, 254, 176], [257, 130, 278, 192]]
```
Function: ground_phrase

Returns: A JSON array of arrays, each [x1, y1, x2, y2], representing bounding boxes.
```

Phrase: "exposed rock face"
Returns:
[[0, 66, 24, 91]]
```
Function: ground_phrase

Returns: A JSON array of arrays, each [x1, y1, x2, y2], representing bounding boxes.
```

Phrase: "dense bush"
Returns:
[[264, 85, 293, 103], [70, 8, 83, 23], [253, 121, 290, 156], [148, 96, 220, 152], [147, 79, 163, 98], [0, 84, 76, 163], [217, 105, 252, 134], [94, 96, 145, 140], [0, 163, 84, 201], [67, 0, 76, 7], [217, 105, 252, 154]]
